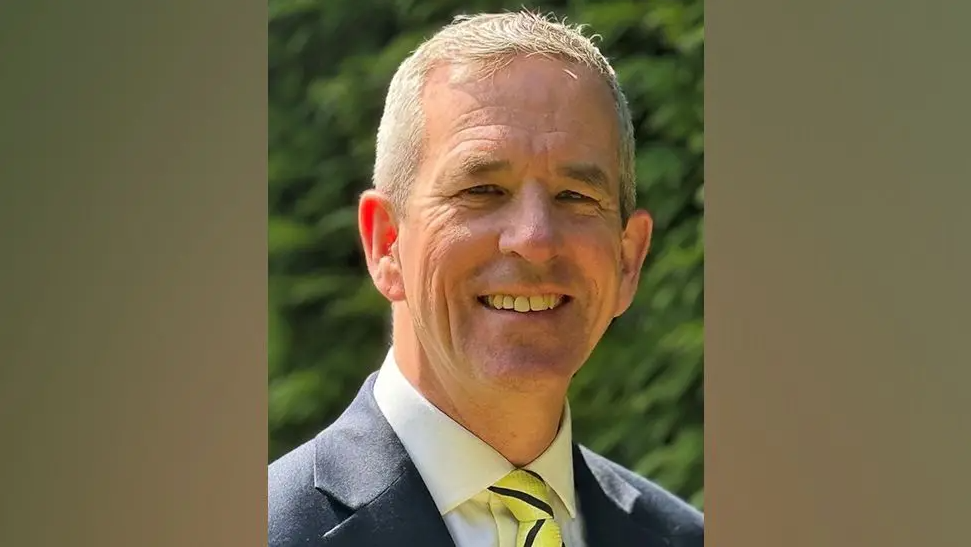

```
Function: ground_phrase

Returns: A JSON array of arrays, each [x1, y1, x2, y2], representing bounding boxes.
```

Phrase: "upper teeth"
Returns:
[[487, 294, 564, 312]]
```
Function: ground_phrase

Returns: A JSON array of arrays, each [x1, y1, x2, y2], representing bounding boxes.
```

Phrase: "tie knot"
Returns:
[[489, 469, 555, 523]]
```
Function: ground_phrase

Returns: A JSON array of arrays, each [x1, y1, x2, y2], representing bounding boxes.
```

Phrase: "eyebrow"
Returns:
[[450, 156, 610, 192], [557, 162, 609, 192], [454, 156, 512, 180]]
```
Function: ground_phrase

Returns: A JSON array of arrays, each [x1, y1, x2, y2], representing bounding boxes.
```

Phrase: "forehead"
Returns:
[[419, 56, 620, 169]]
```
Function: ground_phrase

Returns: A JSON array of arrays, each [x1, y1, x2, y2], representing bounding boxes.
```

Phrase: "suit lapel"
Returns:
[[310, 373, 671, 547], [320, 468, 456, 547], [574, 445, 670, 547], [313, 373, 456, 547]]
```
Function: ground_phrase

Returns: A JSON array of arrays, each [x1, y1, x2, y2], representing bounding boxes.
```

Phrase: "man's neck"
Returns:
[[392, 341, 568, 467]]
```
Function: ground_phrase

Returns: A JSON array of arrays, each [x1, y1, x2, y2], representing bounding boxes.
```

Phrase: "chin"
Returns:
[[465, 344, 582, 388]]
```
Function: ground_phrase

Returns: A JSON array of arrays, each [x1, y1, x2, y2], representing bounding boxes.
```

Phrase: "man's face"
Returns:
[[369, 55, 652, 391]]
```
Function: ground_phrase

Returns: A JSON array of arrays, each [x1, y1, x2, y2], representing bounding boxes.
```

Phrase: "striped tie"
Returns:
[[489, 469, 565, 547]]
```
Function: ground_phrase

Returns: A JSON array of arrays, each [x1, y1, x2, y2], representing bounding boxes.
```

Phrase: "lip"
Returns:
[[476, 286, 574, 299], [476, 294, 574, 312]]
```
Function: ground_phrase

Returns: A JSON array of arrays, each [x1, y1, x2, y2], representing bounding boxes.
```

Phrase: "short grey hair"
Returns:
[[373, 10, 637, 224]]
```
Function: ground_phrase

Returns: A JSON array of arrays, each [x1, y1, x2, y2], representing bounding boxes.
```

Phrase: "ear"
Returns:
[[614, 209, 653, 317], [358, 190, 406, 302]]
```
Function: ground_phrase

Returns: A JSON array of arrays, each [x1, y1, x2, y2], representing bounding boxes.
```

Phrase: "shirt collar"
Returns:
[[372, 349, 577, 518]]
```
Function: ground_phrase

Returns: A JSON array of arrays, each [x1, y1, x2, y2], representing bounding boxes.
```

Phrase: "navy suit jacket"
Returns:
[[268, 373, 703, 546]]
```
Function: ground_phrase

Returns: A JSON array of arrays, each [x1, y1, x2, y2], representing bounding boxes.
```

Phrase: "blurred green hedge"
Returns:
[[269, 0, 703, 509]]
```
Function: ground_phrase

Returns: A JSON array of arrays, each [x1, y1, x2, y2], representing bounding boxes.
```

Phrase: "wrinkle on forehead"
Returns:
[[425, 55, 613, 113], [419, 56, 621, 186], [458, 66, 599, 108]]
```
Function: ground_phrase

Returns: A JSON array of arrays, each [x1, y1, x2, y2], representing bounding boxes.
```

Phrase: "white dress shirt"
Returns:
[[372, 350, 587, 547]]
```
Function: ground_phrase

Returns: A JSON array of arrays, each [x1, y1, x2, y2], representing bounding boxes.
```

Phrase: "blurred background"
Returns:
[[269, 0, 703, 509]]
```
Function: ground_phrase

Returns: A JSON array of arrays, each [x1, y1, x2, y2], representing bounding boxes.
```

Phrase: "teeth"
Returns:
[[484, 293, 565, 313]]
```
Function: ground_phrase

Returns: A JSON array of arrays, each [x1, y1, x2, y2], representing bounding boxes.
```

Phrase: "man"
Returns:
[[269, 11, 703, 547]]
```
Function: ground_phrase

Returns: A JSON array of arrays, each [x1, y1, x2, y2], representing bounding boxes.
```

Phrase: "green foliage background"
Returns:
[[269, 0, 703, 509]]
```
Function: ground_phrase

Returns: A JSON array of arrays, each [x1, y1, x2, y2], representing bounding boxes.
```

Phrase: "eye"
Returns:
[[557, 190, 594, 202], [463, 184, 506, 196]]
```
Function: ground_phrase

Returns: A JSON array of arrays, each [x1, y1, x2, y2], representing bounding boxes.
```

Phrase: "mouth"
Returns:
[[476, 293, 572, 313]]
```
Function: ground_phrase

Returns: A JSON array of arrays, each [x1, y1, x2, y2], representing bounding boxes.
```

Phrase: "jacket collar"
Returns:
[[574, 444, 672, 546], [313, 372, 456, 546], [312, 372, 668, 546]]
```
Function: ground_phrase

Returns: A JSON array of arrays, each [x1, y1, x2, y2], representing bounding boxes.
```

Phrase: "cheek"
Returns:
[[571, 227, 624, 296], [408, 212, 478, 301]]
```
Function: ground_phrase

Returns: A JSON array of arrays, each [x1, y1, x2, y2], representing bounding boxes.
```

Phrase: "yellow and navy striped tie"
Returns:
[[489, 469, 565, 547]]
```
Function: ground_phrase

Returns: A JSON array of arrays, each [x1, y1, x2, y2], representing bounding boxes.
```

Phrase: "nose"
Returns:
[[498, 183, 560, 264]]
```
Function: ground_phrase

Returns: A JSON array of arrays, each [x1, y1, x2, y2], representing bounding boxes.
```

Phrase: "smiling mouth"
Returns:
[[476, 294, 571, 313]]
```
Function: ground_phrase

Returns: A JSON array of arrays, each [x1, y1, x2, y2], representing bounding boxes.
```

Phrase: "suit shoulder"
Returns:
[[580, 446, 703, 546], [268, 438, 347, 547]]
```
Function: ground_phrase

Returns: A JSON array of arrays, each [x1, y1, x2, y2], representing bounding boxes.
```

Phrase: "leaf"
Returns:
[[269, 216, 315, 255]]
